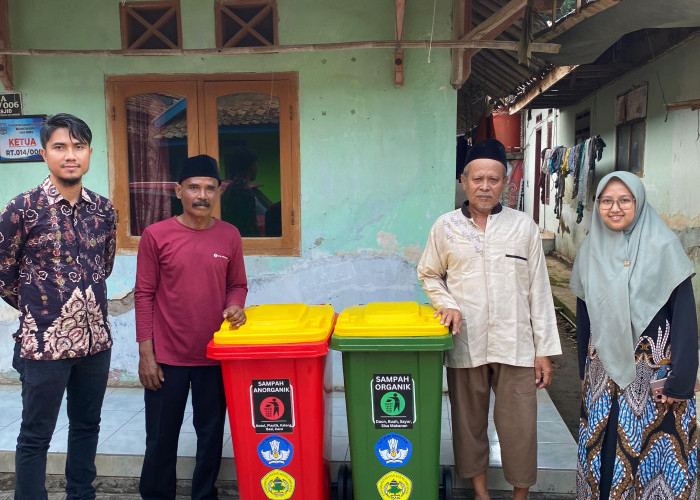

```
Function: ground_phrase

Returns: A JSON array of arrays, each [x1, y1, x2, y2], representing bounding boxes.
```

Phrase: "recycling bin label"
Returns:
[[251, 379, 295, 433], [371, 374, 415, 429]]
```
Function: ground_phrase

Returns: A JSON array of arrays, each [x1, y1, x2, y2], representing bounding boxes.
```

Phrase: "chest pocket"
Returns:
[[505, 246, 530, 291]]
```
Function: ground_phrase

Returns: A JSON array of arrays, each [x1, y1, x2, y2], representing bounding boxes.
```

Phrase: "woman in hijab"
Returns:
[[571, 171, 697, 499]]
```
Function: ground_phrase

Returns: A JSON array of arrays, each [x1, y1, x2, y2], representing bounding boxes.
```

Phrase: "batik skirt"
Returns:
[[577, 321, 697, 499]]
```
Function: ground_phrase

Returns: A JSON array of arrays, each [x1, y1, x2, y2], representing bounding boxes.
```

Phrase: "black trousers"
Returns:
[[139, 364, 227, 500], [13, 343, 111, 500]]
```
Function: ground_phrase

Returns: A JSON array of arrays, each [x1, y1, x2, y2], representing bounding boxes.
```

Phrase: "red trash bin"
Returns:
[[207, 303, 335, 500]]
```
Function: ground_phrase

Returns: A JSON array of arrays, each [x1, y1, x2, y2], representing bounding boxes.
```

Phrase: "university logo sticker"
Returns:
[[375, 432, 412, 466], [258, 435, 294, 467], [377, 471, 413, 500], [261, 469, 295, 499]]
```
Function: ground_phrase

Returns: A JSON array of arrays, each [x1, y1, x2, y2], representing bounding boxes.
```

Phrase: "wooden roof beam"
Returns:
[[452, 0, 529, 88], [508, 64, 578, 113], [0, 40, 560, 56], [394, 0, 406, 86], [462, 0, 528, 42], [451, 0, 473, 89], [535, 0, 623, 43], [0, 0, 13, 90], [666, 99, 700, 111]]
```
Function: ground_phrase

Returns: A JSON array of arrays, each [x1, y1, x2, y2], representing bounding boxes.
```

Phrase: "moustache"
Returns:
[[193, 200, 211, 207]]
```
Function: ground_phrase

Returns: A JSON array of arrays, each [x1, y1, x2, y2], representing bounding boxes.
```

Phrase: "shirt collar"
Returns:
[[41, 176, 93, 205], [460, 200, 503, 219]]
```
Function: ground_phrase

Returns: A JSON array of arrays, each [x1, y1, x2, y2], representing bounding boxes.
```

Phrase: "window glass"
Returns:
[[616, 124, 630, 172], [217, 92, 281, 237], [126, 93, 188, 236], [108, 74, 299, 255], [629, 121, 645, 173]]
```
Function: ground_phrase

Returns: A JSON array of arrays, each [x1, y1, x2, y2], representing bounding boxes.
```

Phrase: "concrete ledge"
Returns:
[[0, 451, 239, 482], [0, 451, 576, 494], [0, 454, 339, 491], [541, 230, 555, 255]]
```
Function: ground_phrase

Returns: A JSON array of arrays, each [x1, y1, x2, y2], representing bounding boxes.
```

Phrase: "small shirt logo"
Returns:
[[213, 253, 229, 260]]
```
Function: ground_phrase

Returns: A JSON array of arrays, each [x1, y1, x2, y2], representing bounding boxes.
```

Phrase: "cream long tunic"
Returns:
[[417, 205, 561, 368]]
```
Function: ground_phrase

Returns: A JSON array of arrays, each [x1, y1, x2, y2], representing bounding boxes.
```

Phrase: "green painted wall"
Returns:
[[0, 0, 458, 381], [4, 0, 456, 251]]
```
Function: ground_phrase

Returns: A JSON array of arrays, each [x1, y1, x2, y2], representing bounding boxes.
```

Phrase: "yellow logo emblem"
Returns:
[[377, 471, 413, 500], [261, 469, 295, 499]]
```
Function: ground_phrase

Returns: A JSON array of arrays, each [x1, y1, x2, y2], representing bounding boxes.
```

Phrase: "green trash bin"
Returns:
[[331, 301, 454, 500]]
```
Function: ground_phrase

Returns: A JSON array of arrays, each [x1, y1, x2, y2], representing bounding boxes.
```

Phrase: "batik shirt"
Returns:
[[0, 177, 116, 360]]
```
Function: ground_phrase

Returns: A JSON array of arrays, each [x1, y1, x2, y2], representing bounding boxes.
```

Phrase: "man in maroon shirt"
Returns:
[[135, 154, 248, 500]]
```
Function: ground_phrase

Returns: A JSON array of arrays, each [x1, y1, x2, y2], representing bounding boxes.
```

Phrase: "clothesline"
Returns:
[[540, 136, 606, 224]]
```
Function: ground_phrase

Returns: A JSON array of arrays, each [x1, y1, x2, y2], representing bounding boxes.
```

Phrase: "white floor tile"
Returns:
[[49, 428, 115, 454], [97, 429, 146, 455], [177, 432, 197, 457], [537, 443, 578, 470], [120, 411, 146, 431], [101, 389, 145, 412], [0, 406, 21, 428], [99, 410, 139, 431], [537, 420, 576, 444], [0, 384, 579, 486]]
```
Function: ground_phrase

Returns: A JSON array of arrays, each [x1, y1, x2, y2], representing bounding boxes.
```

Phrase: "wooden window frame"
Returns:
[[120, 1, 182, 50], [106, 73, 300, 256], [615, 119, 646, 175], [215, 0, 278, 48], [615, 83, 647, 175]]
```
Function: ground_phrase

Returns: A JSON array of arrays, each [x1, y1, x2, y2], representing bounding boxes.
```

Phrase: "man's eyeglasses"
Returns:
[[598, 197, 635, 210]]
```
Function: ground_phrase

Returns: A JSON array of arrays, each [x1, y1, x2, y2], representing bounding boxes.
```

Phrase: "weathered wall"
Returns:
[[0, 0, 457, 385], [523, 35, 700, 324]]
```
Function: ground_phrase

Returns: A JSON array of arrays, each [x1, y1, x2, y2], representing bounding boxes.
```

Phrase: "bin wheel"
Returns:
[[440, 466, 453, 500], [337, 464, 353, 500], [336, 465, 346, 500]]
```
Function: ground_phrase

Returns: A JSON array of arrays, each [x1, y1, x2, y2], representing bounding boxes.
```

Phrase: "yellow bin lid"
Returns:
[[334, 301, 448, 337], [213, 303, 335, 345]]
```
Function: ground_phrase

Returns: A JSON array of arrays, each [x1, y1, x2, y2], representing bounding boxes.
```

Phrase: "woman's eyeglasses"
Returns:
[[598, 197, 635, 210]]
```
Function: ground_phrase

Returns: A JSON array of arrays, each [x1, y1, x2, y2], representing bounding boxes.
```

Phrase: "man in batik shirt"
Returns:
[[0, 113, 116, 499]]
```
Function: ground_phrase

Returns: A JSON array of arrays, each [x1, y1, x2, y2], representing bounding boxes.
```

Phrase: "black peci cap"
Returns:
[[177, 155, 222, 185], [464, 138, 508, 170]]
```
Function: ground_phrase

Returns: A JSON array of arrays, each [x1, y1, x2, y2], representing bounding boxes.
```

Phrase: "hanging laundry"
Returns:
[[571, 143, 585, 198], [546, 137, 606, 222], [561, 148, 571, 176]]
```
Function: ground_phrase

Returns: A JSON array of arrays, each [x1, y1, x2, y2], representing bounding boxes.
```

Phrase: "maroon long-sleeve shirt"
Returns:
[[135, 217, 247, 366]]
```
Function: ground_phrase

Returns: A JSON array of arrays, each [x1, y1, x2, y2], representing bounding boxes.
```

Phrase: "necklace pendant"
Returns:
[[623, 260, 630, 267]]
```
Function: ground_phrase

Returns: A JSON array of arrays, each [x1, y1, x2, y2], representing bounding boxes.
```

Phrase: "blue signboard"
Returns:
[[0, 115, 46, 162]]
